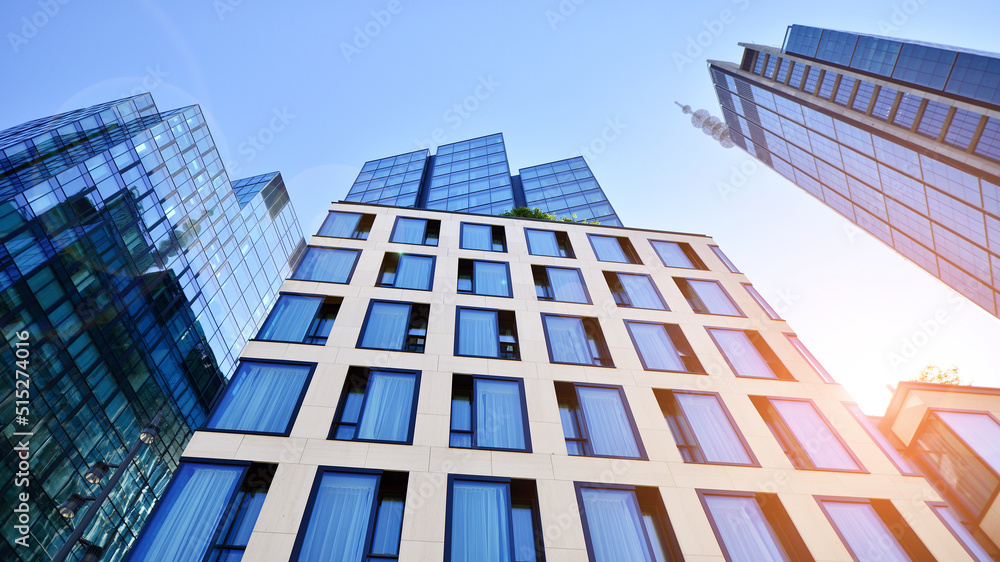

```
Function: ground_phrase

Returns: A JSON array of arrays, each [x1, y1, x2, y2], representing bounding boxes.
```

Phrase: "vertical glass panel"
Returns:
[[937, 411, 1000, 475], [357, 370, 416, 442], [710, 329, 775, 378], [292, 247, 359, 283], [360, 302, 411, 350], [450, 480, 512, 562], [392, 217, 427, 244], [474, 261, 510, 296], [475, 378, 526, 450], [651, 240, 694, 268], [578, 386, 640, 458], [207, 362, 310, 433], [619, 274, 665, 310], [580, 488, 654, 562], [547, 268, 588, 303], [627, 322, 684, 372], [591, 235, 628, 262], [544, 316, 593, 364], [931, 504, 994, 562], [743, 284, 780, 320], [772, 400, 859, 470], [512, 506, 538, 562], [704, 495, 788, 561], [823, 501, 909, 562], [458, 308, 500, 357], [299, 472, 377, 561], [710, 245, 740, 272], [371, 498, 405, 556], [676, 394, 752, 465], [688, 280, 740, 315], [319, 211, 362, 238], [845, 404, 915, 474], [395, 255, 433, 290], [129, 463, 244, 562], [526, 229, 560, 256], [462, 223, 492, 250], [257, 295, 321, 342]]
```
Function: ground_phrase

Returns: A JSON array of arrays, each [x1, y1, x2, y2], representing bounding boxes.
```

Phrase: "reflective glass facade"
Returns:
[[344, 134, 621, 224], [0, 94, 304, 561], [710, 27, 1000, 317]]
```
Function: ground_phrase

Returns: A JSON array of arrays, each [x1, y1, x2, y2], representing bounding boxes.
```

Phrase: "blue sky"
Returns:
[[4, 0, 999, 413]]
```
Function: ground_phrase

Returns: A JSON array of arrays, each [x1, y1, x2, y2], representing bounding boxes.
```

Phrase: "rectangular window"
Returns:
[[450, 375, 530, 451], [378, 253, 435, 291], [576, 483, 681, 562], [588, 233, 642, 264], [130, 461, 274, 562], [318, 210, 374, 239], [657, 390, 755, 465], [533, 265, 590, 303], [458, 259, 512, 297], [752, 397, 864, 471], [205, 361, 312, 435], [291, 246, 360, 283], [742, 283, 781, 320], [461, 222, 507, 252], [446, 477, 544, 562], [293, 469, 407, 561], [818, 498, 933, 562], [390, 216, 440, 245], [675, 278, 742, 316], [556, 382, 645, 459], [455, 307, 520, 359], [786, 334, 834, 383], [525, 228, 574, 258], [625, 321, 703, 373], [708, 328, 792, 379], [700, 491, 812, 562], [542, 314, 613, 366], [649, 240, 706, 269], [844, 403, 918, 476], [256, 294, 340, 344], [927, 501, 999, 561], [606, 272, 667, 310], [357, 300, 429, 352], [709, 244, 740, 273], [330, 367, 420, 444]]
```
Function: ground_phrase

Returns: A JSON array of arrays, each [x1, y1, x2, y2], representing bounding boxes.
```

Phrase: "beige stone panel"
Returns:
[[662, 487, 724, 558], [492, 450, 554, 480], [641, 427, 680, 463], [253, 463, 317, 534], [783, 469, 852, 496], [551, 454, 615, 482], [414, 371, 451, 416], [669, 461, 735, 490], [778, 492, 854, 561], [300, 362, 347, 408], [727, 466, 796, 494], [980, 495, 1000, 552], [235, 435, 306, 464], [902, 499, 977, 561], [485, 358, 538, 379], [401, 472, 449, 544], [398, 540, 445, 562], [536, 479, 587, 550], [289, 405, 336, 439], [611, 459, 673, 486], [182, 431, 243, 459], [429, 445, 492, 475], [532, 421, 571, 455], [542, 548, 591, 562], [365, 443, 431, 472], [242, 531, 296, 562], [889, 392, 930, 446], [523, 378, 561, 423], [240, 340, 289, 360], [412, 413, 450, 448], [298, 438, 368, 467]]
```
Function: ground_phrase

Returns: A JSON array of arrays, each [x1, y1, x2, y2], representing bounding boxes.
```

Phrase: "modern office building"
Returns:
[[344, 133, 623, 226], [881, 381, 1000, 559], [0, 94, 304, 561], [708, 25, 1000, 318], [128, 200, 987, 560]]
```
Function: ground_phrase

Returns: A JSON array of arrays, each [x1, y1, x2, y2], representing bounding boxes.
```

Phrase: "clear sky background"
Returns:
[[3, 0, 999, 413]]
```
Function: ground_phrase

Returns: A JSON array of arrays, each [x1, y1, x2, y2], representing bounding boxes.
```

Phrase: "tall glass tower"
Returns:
[[344, 133, 623, 225], [709, 25, 1000, 318], [0, 94, 304, 561]]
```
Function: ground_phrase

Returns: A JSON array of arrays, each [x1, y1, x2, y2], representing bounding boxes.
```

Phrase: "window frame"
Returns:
[[376, 252, 437, 291], [753, 396, 867, 473], [624, 321, 704, 373], [541, 313, 614, 367], [926, 500, 1000, 561], [443, 475, 546, 562], [328, 366, 422, 445], [316, 210, 375, 239], [844, 402, 919, 476], [460, 221, 507, 252], [674, 278, 744, 317], [356, 299, 430, 353], [453, 306, 521, 360], [450, 374, 532, 453], [524, 227, 575, 258], [532, 265, 592, 304], [605, 271, 669, 310], [389, 216, 440, 246], [290, 246, 362, 284], [289, 466, 407, 562], [648, 239, 707, 270], [815, 496, 934, 562], [742, 282, 781, 320], [784, 333, 835, 383], [574, 481, 683, 562], [587, 233, 643, 264], [202, 358, 315, 437], [656, 390, 758, 466], [555, 381, 647, 460], [709, 244, 740, 273], [457, 258, 514, 298], [697, 489, 814, 562], [252, 292, 341, 345], [706, 327, 794, 380]]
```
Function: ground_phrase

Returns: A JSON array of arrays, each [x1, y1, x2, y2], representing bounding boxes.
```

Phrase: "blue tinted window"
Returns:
[[946, 53, 1000, 106], [783, 25, 822, 57], [291, 247, 359, 283], [461, 222, 506, 251], [589, 234, 639, 263], [458, 260, 511, 297], [391, 217, 439, 245], [851, 81, 876, 113], [318, 211, 371, 239], [379, 253, 435, 291], [456, 307, 519, 359], [871, 87, 899, 121], [676, 278, 741, 316], [606, 272, 666, 310], [833, 76, 856, 106], [450, 375, 529, 451], [525, 228, 573, 258], [975, 118, 1000, 161], [257, 294, 338, 343], [815, 30, 858, 66], [332, 368, 419, 443], [206, 361, 311, 434], [944, 108, 983, 149], [533, 266, 589, 303], [917, 100, 950, 139], [626, 321, 702, 373], [892, 93, 923, 129], [543, 315, 612, 366], [892, 44, 957, 89], [849, 36, 901, 76], [557, 383, 643, 458]]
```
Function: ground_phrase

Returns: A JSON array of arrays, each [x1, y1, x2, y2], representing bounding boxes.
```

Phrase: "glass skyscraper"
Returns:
[[0, 94, 304, 561], [709, 25, 1000, 318], [344, 133, 623, 225]]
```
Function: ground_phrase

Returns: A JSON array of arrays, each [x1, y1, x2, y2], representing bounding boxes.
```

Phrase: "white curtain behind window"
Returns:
[[772, 400, 858, 470], [709, 329, 775, 378], [580, 488, 654, 562], [652, 241, 693, 268], [293, 247, 358, 283], [476, 378, 525, 450], [257, 295, 321, 342], [527, 230, 559, 256], [299, 472, 378, 561], [319, 211, 361, 238], [474, 261, 509, 296], [591, 235, 628, 262], [688, 280, 740, 315], [392, 218, 426, 244], [823, 501, 910, 562], [548, 268, 588, 303], [360, 302, 410, 350], [627, 322, 684, 371], [544, 316, 593, 364], [676, 393, 752, 464], [704, 495, 788, 562], [458, 309, 499, 357], [619, 274, 665, 310], [450, 480, 512, 562], [937, 411, 1000, 476], [395, 255, 433, 290], [357, 370, 416, 442], [578, 386, 640, 458], [462, 223, 492, 250], [207, 362, 310, 433]]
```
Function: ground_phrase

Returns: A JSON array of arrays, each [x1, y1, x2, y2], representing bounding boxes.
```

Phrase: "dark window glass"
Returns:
[[458, 259, 512, 297], [658, 390, 754, 465], [291, 247, 360, 283], [542, 315, 613, 366], [556, 382, 644, 459], [625, 321, 703, 373], [606, 272, 667, 310], [390, 217, 440, 245], [378, 253, 435, 291], [331, 367, 419, 443], [525, 228, 574, 258], [751, 396, 862, 471], [357, 301, 429, 353], [257, 294, 339, 344], [461, 222, 507, 252], [206, 361, 311, 434], [532, 265, 590, 303], [450, 375, 529, 451], [318, 211, 374, 239], [588, 234, 641, 264], [456, 307, 520, 359]]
